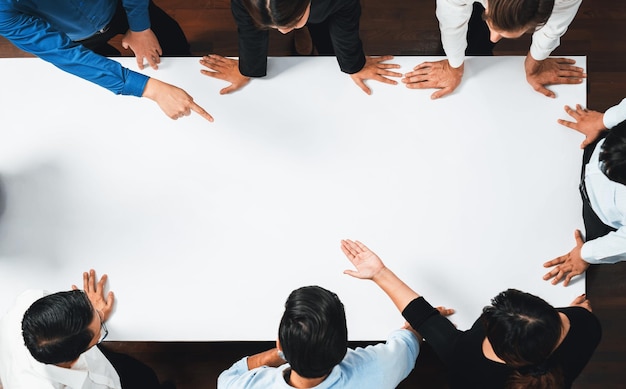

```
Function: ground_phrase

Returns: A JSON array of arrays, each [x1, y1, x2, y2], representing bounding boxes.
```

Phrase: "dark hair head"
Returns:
[[242, 0, 310, 29], [486, 0, 555, 31], [599, 120, 626, 185], [278, 285, 348, 378], [482, 289, 564, 388], [22, 290, 95, 364]]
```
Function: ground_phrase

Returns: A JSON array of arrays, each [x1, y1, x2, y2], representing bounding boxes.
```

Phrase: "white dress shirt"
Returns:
[[436, 0, 583, 68], [580, 139, 626, 263], [0, 290, 121, 389], [603, 98, 626, 129]]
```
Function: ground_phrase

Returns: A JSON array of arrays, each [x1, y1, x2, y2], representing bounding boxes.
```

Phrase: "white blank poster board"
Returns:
[[0, 56, 586, 340]]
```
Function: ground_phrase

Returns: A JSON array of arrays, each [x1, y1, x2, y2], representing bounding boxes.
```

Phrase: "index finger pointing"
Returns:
[[191, 102, 214, 122]]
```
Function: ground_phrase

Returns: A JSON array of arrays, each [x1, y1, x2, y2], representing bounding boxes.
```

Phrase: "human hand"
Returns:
[[543, 230, 589, 286], [199, 55, 251, 95], [122, 29, 163, 70], [402, 59, 463, 99], [341, 239, 386, 280], [71, 269, 115, 322], [569, 293, 592, 312], [349, 55, 402, 95], [436, 306, 455, 316], [524, 55, 585, 98], [558, 104, 607, 148], [142, 78, 214, 122]]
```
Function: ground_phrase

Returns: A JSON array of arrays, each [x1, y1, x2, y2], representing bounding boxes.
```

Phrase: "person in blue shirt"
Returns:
[[0, 0, 213, 122], [218, 285, 419, 389]]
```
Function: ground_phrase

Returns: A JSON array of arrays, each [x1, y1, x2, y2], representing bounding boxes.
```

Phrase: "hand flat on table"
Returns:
[[543, 230, 589, 287], [200, 54, 250, 95], [402, 59, 463, 99], [558, 104, 607, 148], [525, 55, 585, 98], [122, 29, 163, 70], [349, 55, 402, 95]]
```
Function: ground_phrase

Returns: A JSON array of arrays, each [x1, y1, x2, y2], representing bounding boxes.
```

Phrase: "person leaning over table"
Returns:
[[404, 0, 584, 99], [340, 239, 601, 389], [543, 112, 626, 286], [0, 269, 167, 389], [218, 285, 419, 389], [199, 0, 400, 96], [0, 0, 213, 122]]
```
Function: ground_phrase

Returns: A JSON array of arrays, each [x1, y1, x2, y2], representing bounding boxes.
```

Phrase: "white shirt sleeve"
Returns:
[[603, 98, 626, 129], [581, 226, 626, 264], [436, 0, 478, 68], [217, 357, 251, 389], [529, 0, 582, 61]]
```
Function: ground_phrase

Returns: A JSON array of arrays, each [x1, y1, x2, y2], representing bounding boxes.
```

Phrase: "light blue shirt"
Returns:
[[581, 138, 626, 263], [218, 329, 419, 389], [0, 0, 150, 96]]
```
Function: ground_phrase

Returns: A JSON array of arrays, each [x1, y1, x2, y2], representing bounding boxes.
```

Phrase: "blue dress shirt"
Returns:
[[0, 0, 150, 96]]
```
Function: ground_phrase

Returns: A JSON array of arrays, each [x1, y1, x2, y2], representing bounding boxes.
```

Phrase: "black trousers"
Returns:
[[98, 345, 163, 389], [79, 0, 190, 57], [465, 3, 496, 56], [580, 134, 617, 241]]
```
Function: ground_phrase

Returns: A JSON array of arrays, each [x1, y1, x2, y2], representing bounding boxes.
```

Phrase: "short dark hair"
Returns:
[[242, 0, 310, 29], [22, 290, 95, 364], [599, 120, 626, 185], [278, 286, 348, 378], [486, 0, 555, 31], [482, 289, 563, 388]]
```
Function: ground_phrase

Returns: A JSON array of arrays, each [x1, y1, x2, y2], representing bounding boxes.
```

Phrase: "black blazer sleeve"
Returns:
[[402, 296, 464, 365], [231, 0, 269, 77], [327, 0, 366, 74]]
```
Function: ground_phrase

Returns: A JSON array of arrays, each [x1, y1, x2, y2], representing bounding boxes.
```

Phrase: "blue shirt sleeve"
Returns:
[[0, 5, 149, 96], [122, 0, 151, 32]]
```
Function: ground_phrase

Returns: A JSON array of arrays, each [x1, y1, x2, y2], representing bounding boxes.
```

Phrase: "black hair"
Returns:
[[599, 120, 626, 185], [482, 289, 564, 388], [22, 290, 95, 364], [242, 0, 310, 29], [278, 285, 348, 378], [486, 0, 555, 31]]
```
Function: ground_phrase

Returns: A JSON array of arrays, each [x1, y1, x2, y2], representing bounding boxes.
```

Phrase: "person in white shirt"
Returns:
[[543, 120, 626, 286], [403, 0, 584, 99], [218, 285, 420, 389], [0, 269, 164, 389]]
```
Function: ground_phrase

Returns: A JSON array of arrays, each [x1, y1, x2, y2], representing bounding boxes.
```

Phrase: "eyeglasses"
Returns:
[[95, 309, 108, 344]]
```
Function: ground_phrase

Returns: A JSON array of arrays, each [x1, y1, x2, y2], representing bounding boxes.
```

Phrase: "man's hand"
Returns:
[[142, 78, 214, 122], [349, 55, 402, 95], [199, 55, 250, 95], [543, 230, 590, 286], [569, 293, 592, 312], [558, 104, 607, 148], [402, 60, 463, 99], [246, 348, 286, 370], [72, 269, 115, 322], [122, 29, 163, 70], [341, 239, 386, 280], [524, 55, 585, 98]]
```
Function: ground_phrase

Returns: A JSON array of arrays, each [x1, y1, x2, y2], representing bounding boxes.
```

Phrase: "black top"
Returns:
[[231, 0, 366, 77], [402, 297, 602, 389]]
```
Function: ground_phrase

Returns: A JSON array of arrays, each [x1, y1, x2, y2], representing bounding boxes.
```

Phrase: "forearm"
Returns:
[[246, 348, 285, 370], [372, 267, 420, 313], [436, 0, 472, 68], [580, 228, 626, 264], [603, 98, 626, 129], [529, 0, 582, 61], [121, 0, 151, 31]]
